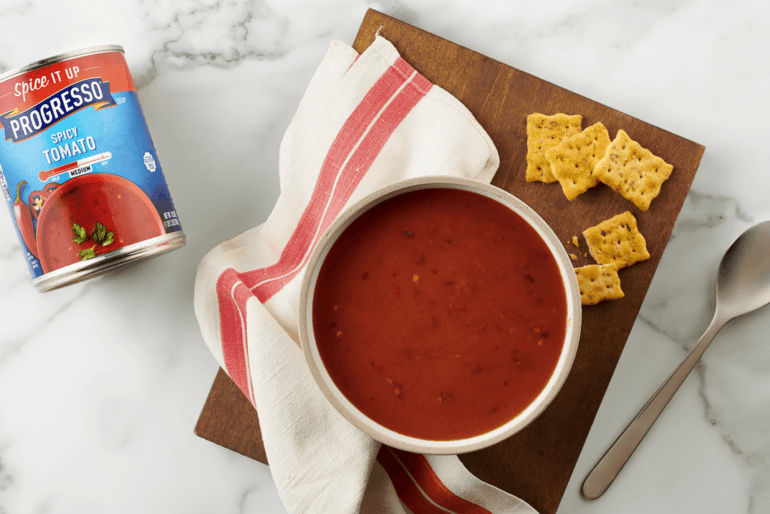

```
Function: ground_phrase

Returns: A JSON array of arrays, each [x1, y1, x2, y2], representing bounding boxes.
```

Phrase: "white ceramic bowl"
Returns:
[[299, 176, 581, 454]]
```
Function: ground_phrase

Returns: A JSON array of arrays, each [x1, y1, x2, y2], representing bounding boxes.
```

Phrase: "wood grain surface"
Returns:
[[195, 9, 704, 514]]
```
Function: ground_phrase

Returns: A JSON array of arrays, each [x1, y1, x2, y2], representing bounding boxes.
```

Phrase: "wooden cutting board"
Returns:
[[195, 9, 704, 513]]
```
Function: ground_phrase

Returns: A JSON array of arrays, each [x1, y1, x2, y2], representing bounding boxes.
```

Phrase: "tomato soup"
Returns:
[[312, 188, 568, 441]]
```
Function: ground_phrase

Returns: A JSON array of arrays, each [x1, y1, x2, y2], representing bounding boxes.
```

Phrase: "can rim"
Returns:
[[0, 45, 125, 84], [31, 231, 186, 292]]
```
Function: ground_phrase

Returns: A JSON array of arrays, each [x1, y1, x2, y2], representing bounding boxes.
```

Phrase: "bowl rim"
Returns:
[[298, 176, 582, 454]]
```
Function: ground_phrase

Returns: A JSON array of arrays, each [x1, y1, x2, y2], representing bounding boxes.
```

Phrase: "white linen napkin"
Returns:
[[194, 35, 537, 514]]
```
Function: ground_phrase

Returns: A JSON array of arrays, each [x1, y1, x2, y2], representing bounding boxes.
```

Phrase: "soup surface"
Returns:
[[313, 188, 567, 440]]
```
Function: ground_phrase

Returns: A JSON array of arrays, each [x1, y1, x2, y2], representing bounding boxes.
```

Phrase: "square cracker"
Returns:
[[593, 129, 674, 211], [583, 211, 650, 268], [575, 264, 624, 305], [526, 113, 583, 183], [545, 122, 611, 200]]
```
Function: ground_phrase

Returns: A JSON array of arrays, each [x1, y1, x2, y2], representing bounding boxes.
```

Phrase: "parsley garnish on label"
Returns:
[[72, 220, 116, 260], [91, 222, 106, 243], [78, 247, 97, 261], [72, 223, 88, 244], [89, 222, 115, 246], [91, 222, 108, 245]]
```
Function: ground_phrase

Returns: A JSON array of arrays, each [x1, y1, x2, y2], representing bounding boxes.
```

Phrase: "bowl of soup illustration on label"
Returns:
[[299, 176, 581, 454], [35, 173, 166, 273]]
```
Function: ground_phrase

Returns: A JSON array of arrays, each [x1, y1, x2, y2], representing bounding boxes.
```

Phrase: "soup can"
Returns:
[[0, 46, 185, 292]]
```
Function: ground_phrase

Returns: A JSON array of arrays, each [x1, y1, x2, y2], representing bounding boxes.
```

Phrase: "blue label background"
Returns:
[[0, 91, 181, 280]]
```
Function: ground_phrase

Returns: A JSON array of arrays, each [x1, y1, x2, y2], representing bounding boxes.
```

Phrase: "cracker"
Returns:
[[526, 113, 583, 183], [583, 211, 650, 268], [545, 122, 611, 200], [572, 236, 579, 247], [593, 129, 673, 211], [575, 264, 624, 305]]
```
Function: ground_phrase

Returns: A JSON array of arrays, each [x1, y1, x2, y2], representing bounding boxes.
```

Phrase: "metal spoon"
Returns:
[[582, 221, 770, 500]]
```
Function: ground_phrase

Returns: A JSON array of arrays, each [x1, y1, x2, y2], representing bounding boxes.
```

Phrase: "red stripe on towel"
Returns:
[[216, 56, 431, 402], [237, 65, 405, 292], [390, 448, 493, 514], [394, 57, 431, 92], [216, 269, 255, 403], [249, 70, 428, 301], [243, 57, 426, 300], [377, 446, 450, 514]]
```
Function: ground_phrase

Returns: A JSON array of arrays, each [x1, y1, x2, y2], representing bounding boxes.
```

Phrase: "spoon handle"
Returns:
[[581, 313, 727, 500]]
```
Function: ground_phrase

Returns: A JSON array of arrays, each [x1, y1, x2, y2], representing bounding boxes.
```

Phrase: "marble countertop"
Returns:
[[1, 1, 769, 512]]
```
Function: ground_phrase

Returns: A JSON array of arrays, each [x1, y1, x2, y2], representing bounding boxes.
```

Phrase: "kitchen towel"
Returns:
[[194, 35, 536, 514]]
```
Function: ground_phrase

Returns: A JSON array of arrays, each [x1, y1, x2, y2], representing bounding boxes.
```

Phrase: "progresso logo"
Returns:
[[0, 78, 116, 143]]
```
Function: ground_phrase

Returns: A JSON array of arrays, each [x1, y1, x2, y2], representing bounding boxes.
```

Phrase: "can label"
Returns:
[[0, 49, 182, 280]]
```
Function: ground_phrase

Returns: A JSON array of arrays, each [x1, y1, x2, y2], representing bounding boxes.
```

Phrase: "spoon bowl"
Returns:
[[582, 220, 770, 500], [716, 221, 770, 319]]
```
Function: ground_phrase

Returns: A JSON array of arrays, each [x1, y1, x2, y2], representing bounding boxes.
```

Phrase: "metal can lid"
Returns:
[[0, 45, 125, 84], [32, 232, 186, 292]]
